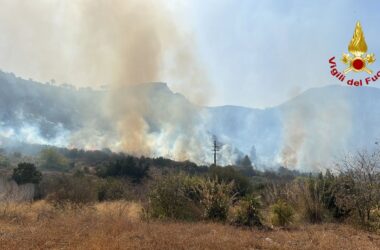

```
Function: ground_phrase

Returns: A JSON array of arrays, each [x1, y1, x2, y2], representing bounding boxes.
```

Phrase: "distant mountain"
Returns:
[[0, 71, 108, 141], [1, 70, 379, 170], [206, 85, 380, 169]]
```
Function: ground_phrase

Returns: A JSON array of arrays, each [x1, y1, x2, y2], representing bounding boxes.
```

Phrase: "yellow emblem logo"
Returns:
[[342, 21, 375, 74]]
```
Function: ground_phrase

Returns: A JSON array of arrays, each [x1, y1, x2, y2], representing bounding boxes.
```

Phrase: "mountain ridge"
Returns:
[[1, 70, 380, 170]]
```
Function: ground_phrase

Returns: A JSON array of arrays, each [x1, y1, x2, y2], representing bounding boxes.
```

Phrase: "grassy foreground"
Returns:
[[0, 201, 379, 250]]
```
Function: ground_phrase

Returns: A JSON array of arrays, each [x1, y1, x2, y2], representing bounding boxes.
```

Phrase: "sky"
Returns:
[[166, 0, 380, 108], [1, 0, 380, 108]]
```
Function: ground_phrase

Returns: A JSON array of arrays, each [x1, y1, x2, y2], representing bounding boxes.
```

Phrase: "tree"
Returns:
[[250, 145, 258, 164], [39, 148, 70, 171], [241, 155, 252, 168], [12, 163, 42, 185], [334, 151, 380, 225], [236, 155, 255, 177], [97, 156, 149, 182]]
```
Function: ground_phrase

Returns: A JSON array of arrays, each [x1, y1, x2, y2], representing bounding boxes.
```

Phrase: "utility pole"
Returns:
[[212, 135, 220, 166]]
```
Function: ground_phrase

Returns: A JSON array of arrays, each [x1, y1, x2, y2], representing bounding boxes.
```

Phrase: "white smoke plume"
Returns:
[[280, 90, 353, 171], [0, 0, 215, 162]]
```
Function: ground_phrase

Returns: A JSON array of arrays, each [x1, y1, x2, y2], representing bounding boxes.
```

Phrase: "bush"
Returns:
[[12, 163, 42, 185], [298, 177, 327, 223], [98, 178, 129, 201], [263, 175, 339, 224], [230, 195, 262, 227], [320, 170, 350, 220], [40, 174, 99, 205], [39, 148, 70, 171], [334, 151, 380, 227], [271, 200, 295, 227], [148, 175, 236, 222], [97, 156, 149, 183], [198, 178, 236, 222], [0, 155, 11, 168], [369, 207, 380, 231], [209, 165, 252, 196], [148, 174, 203, 221]]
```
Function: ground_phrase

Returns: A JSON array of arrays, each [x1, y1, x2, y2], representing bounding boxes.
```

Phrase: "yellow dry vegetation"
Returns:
[[0, 201, 379, 250]]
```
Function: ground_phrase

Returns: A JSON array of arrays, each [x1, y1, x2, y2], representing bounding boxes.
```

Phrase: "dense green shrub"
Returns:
[[148, 174, 236, 222], [209, 165, 252, 196], [198, 178, 236, 221], [148, 174, 203, 221], [12, 162, 42, 185], [271, 200, 295, 227], [152, 157, 209, 175], [300, 172, 350, 223], [320, 170, 350, 220], [230, 195, 262, 227], [97, 156, 149, 182]]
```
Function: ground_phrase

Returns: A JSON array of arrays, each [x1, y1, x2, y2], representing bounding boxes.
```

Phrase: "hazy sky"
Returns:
[[166, 0, 380, 108], [1, 0, 380, 108]]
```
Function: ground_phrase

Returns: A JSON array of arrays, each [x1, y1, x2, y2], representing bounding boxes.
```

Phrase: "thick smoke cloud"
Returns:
[[280, 91, 353, 171], [0, 0, 211, 160], [0, 0, 206, 90], [0, 1, 358, 170]]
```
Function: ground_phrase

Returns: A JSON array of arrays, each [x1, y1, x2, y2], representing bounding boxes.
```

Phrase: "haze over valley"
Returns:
[[1, 70, 379, 171]]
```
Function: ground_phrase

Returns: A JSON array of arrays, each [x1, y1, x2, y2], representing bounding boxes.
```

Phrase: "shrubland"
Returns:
[[0, 147, 379, 249]]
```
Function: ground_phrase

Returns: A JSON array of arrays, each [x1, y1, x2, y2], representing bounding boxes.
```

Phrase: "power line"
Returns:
[[212, 135, 221, 166]]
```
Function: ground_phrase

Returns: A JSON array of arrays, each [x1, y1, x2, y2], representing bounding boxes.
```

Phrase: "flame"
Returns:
[[348, 21, 368, 56]]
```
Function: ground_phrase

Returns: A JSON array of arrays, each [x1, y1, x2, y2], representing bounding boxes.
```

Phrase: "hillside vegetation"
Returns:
[[0, 146, 379, 249], [3, 70, 380, 168]]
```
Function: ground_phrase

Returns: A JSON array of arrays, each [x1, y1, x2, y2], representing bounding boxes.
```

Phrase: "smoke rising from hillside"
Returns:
[[0, 0, 211, 160], [280, 92, 353, 171], [0, 1, 364, 170], [281, 107, 306, 168]]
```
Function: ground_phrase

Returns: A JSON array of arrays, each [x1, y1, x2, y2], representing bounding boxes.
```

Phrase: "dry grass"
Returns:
[[0, 201, 379, 250]]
